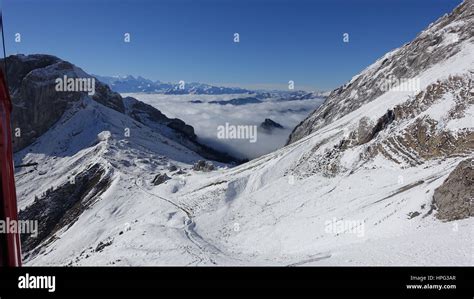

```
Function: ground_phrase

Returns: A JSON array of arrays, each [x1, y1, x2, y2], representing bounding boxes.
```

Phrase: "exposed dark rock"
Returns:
[[2, 55, 79, 151], [124, 97, 196, 140], [91, 80, 125, 113], [260, 118, 284, 133], [408, 211, 421, 219], [167, 119, 196, 140], [95, 240, 113, 252], [433, 158, 473, 221], [152, 173, 171, 185], [193, 160, 215, 172], [2, 55, 126, 151], [19, 163, 111, 253], [175, 169, 186, 175], [337, 75, 473, 166], [364, 110, 395, 144]]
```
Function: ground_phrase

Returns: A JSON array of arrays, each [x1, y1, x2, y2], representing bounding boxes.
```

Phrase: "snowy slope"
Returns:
[[16, 95, 242, 265], [166, 41, 473, 265], [288, 0, 474, 144], [18, 1, 473, 266], [163, 1, 474, 265]]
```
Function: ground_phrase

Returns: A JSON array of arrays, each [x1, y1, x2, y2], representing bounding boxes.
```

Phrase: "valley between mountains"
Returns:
[[5, 0, 473, 266]]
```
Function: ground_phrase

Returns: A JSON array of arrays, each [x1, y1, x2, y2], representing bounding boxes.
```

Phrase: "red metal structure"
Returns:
[[0, 69, 22, 266]]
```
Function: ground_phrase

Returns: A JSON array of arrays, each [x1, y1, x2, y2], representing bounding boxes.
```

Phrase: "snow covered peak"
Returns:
[[93, 74, 251, 95], [288, 0, 473, 144]]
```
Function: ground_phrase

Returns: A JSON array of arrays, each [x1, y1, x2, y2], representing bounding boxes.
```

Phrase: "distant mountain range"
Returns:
[[93, 75, 251, 95], [93, 74, 331, 98]]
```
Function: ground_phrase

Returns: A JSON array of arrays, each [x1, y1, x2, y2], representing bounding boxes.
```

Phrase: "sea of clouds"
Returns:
[[123, 93, 325, 160]]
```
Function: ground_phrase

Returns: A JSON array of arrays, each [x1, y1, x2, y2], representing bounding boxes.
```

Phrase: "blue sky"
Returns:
[[1, 0, 462, 91]]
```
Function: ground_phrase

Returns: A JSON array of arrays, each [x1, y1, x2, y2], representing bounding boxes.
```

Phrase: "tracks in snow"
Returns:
[[133, 177, 241, 265]]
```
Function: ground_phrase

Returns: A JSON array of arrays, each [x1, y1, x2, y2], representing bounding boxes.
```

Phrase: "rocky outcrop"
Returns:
[[433, 159, 473, 221], [152, 173, 171, 185], [2, 54, 124, 151], [3, 55, 81, 151], [362, 75, 474, 166], [19, 163, 111, 254], [289, 74, 474, 179], [193, 160, 215, 172], [167, 119, 196, 140], [124, 97, 196, 140], [260, 118, 284, 133], [91, 79, 125, 113]]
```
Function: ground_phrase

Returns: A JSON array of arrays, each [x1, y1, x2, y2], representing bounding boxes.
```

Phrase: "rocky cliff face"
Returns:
[[433, 158, 473, 221], [259, 118, 284, 133], [3, 55, 83, 151], [288, 0, 473, 145], [1, 54, 239, 163]]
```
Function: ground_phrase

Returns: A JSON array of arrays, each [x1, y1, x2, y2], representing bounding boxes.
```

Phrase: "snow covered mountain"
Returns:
[[288, 0, 473, 144], [94, 74, 327, 99], [94, 74, 250, 95], [1, 53, 245, 262], [157, 0, 472, 265], [93, 75, 165, 93], [10, 0, 474, 266], [4, 54, 240, 164]]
